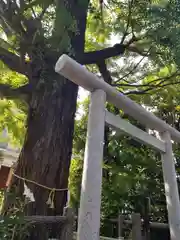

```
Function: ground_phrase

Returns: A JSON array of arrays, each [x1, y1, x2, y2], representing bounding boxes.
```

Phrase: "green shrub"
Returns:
[[0, 192, 30, 239]]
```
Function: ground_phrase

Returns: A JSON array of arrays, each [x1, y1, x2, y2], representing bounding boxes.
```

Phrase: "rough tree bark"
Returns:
[[17, 77, 78, 239], [3, 1, 89, 239]]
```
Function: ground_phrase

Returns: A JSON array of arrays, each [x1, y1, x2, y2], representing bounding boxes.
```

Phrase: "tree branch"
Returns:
[[113, 71, 180, 88], [0, 83, 32, 101], [120, 0, 133, 44], [0, 0, 42, 43], [79, 39, 151, 65], [0, 0, 26, 37], [97, 60, 113, 84], [124, 80, 180, 95], [126, 45, 150, 56], [79, 44, 126, 65], [113, 56, 146, 85], [0, 47, 30, 76], [0, 18, 12, 37], [124, 87, 154, 95]]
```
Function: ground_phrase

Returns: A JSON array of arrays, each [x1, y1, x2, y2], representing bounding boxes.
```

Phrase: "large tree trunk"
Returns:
[[3, 1, 89, 239], [16, 78, 78, 239]]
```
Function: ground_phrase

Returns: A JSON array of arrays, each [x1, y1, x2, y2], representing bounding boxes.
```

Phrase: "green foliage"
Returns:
[[0, 192, 31, 239], [0, 63, 26, 146], [69, 99, 89, 210], [147, 0, 180, 65], [69, 157, 83, 211]]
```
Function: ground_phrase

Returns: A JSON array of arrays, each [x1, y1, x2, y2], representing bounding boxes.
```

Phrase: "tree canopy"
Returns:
[[1, 0, 180, 142]]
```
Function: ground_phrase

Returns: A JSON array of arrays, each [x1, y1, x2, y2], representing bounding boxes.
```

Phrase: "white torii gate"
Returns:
[[55, 55, 180, 240]]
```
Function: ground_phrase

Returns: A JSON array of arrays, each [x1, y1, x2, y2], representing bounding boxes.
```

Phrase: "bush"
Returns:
[[0, 191, 30, 239]]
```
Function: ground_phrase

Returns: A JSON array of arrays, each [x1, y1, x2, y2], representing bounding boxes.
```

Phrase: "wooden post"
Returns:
[[143, 197, 150, 240], [60, 207, 74, 240], [118, 214, 125, 239], [77, 89, 106, 240], [160, 131, 180, 240], [66, 190, 70, 207], [132, 213, 142, 240]]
